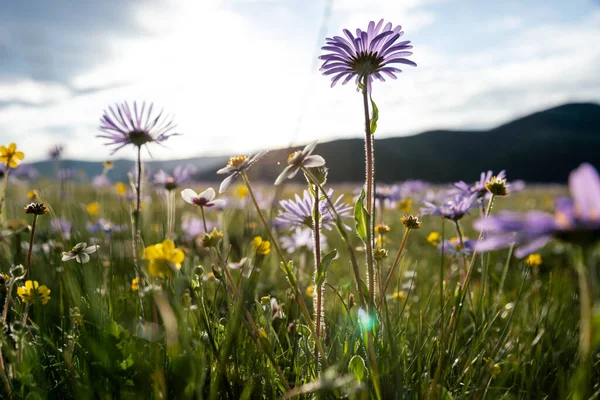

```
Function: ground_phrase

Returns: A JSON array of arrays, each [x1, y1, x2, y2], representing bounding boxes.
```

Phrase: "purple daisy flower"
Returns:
[[276, 189, 352, 231], [280, 227, 328, 254], [452, 170, 507, 200], [319, 19, 416, 91], [48, 144, 64, 160], [92, 175, 111, 188], [216, 152, 267, 193], [154, 165, 196, 191], [98, 101, 178, 154], [438, 237, 476, 255], [475, 163, 600, 258], [421, 194, 477, 221]]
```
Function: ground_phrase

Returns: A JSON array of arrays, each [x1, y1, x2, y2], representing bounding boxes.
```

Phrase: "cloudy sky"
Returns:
[[1, 0, 599, 162]]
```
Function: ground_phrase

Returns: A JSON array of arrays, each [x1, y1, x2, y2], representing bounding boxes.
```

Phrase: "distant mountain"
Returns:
[[31, 102, 600, 183]]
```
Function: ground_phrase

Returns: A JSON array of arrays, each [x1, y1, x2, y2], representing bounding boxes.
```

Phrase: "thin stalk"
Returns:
[[0, 168, 10, 225], [200, 207, 209, 233], [25, 214, 38, 280], [312, 183, 324, 368], [165, 189, 176, 240], [378, 228, 411, 309], [301, 167, 365, 306], [575, 252, 592, 396]]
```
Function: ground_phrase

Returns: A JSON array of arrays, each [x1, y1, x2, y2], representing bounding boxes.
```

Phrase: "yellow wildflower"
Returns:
[[397, 198, 412, 213], [131, 278, 140, 291], [227, 155, 247, 167], [0, 143, 25, 169], [305, 285, 314, 297], [236, 184, 249, 200], [392, 291, 407, 300], [252, 236, 271, 255], [427, 232, 441, 246], [144, 239, 185, 278], [115, 182, 128, 196], [87, 202, 101, 216], [27, 190, 37, 200], [17, 280, 51, 305], [526, 253, 542, 268]]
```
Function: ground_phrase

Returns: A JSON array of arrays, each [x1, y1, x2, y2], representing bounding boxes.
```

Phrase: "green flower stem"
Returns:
[[575, 251, 592, 396], [312, 183, 324, 366], [378, 227, 411, 309], [25, 214, 38, 280], [301, 167, 365, 307], [0, 168, 9, 225], [361, 76, 376, 314]]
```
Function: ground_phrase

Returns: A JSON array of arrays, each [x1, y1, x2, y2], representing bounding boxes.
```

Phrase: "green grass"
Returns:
[[0, 178, 596, 399]]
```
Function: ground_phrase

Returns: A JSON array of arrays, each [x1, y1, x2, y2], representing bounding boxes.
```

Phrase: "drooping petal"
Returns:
[[303, 155, 326, 168]]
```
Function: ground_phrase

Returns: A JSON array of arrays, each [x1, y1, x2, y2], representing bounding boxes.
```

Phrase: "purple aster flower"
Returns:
[[181, 215, 215, 240], [274, 141, 326, 185], [154, 165, 196, 191], [48, 144, 64, 160], [50, 218, 72, 240], [87, 219, 123, 235], [276, 189, 352, 231], [216, 152, 267, 193], [280, 227, 328, 254], [452, 170, 507, 200], [421, 194, 477, 221], [98, 101, 179, 154], [475, 163, 600, 258], [58, 168, 78, 181], [319, 19, 416, 91], [181, 187, 225, 208], [92, 175, 111, 188], [7, 163, 39, 181], [438, 237, 476, 255]]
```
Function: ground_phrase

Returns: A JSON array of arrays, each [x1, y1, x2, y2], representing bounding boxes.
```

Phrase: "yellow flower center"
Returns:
[[228, 155, 247, 167], [287, 151, 300, 163]]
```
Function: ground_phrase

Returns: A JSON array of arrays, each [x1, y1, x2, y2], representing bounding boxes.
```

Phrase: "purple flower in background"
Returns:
[[438, 237, 476, 255], [50, 218, 72, 240], [421, 194, 477, 221], [475, 163, 600, 258], [92, 175, 111, 188], [217, 152, 267, 193], [87, 219, 124, 235], [280, 227, 328, 254], [7, 164, 39, 181], [452, 170, 506, 200], [48, 144, 64, 160], [58, 168, 78, 181], [275, 141, 325, 185], [154, 165, 196, 191], [319, 19, 416, 91], [181, 215, 216, 239], [98, 101, 178, 154], [276, 189, 352, 231]]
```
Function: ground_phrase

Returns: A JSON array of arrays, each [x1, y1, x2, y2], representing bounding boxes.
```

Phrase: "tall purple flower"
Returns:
[[48, 144, 64, 160], [319, 19, 416, 91], [475, 163, 600, 258], [421, 194, 477, 221], [276, 189, 352, 231], [98, 102, 178, 154]]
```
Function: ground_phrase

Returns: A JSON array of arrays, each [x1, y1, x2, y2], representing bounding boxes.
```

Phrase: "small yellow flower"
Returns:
[[483, 357, 501, 379], [252, 236, 271, 255], [427, 232, 441, 246], [17, 280, 51, 305], [401, 215, 422, 229], [258, 328, 268, 339], [392, 291, 407, 300], [0, 143, 25, 169], [227, 155, 247, 167], [131, 278, 140, 291], [27, 190, 37, 200], [235, 184, 249, 200], [103, 160, 114, 170], [87, 202, 101, 216], [374, 224, 391, 234], [144, 239, 185, 278], [115, 182, 128, 196], [397, 198, 412, 213], [305, 285, 314, 297], [526, 253, 542, 268]]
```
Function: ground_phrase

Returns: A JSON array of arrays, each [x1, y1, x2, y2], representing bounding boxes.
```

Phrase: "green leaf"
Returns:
[[315, 250, 337, 287], [348, 355, 368, 383], [280, 261, 298, 289], [354, 189, 370, 242], [370, 94, 379, 135]]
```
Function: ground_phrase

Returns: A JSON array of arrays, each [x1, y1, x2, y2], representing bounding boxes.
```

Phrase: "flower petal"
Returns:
[[181, 188, 198, 204], [303, 155, 326, 168]]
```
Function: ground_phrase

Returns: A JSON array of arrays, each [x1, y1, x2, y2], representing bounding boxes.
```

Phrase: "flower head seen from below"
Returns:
[[475, 163, 600, 258], [453, 170, 507, 200], [201, 228, 224, 248], [181, 188, 225, 208], [62, 242, 99, 264], [144, 239, 185, 278], [319, 19, 416, 91], [24, 202, 49, 215], [401, 215, 422, 229], [275, 141, 326, 185], [154, 165, 196, 191], [17, 280, 51, 305], [421, 194, 476, 221], [217, 151, 267, 193], [0, 143, 25, 169], [98, 101, 179, 154], [252, 236, 271, 256], [276, 189, 352, 231]]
